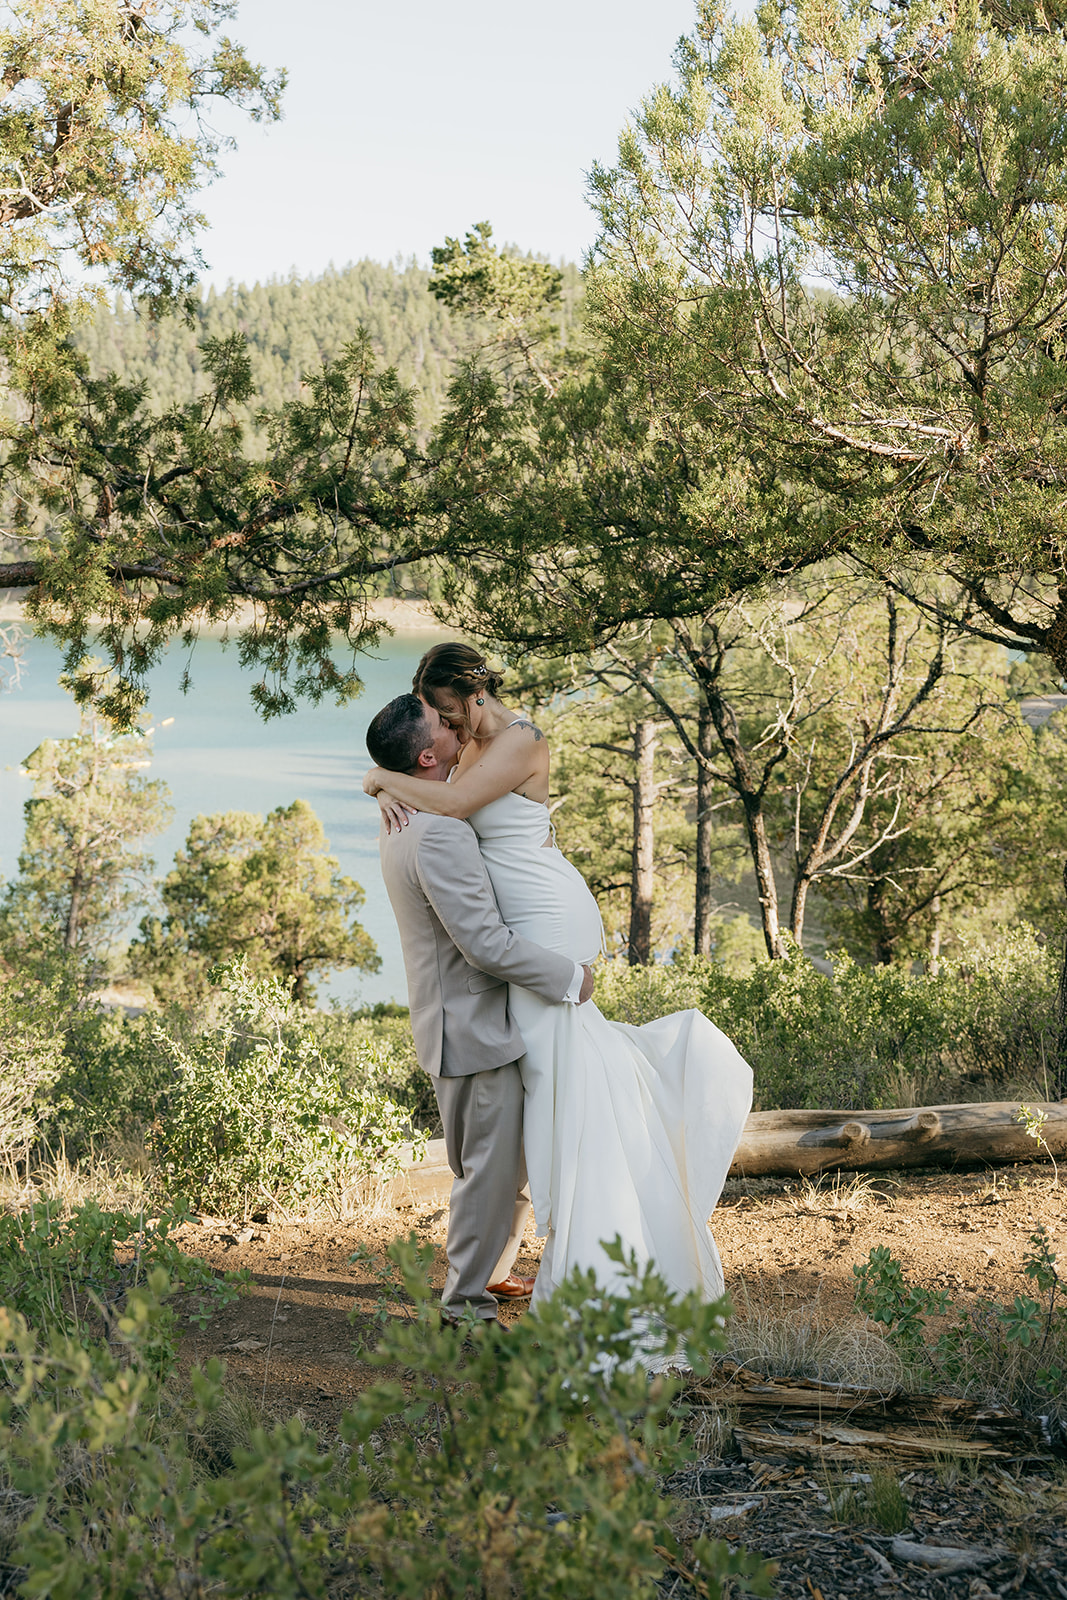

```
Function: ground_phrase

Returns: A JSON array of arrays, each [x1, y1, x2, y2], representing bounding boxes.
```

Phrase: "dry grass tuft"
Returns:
[[336, 1171, 405, 1221], [0, 1140, 152, 1215], [183, 1382, 272, 1477], [931, 1443, 982, 1491], [685, 1402, 739, 1461], [785, 1171, 895, 1220], [726, 1283, 907, 1390]]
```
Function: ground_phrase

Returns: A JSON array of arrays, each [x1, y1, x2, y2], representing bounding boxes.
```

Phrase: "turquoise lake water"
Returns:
[[0, 629, 453, 1007]]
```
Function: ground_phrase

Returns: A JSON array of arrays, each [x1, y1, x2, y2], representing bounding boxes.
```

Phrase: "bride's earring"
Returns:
[[476, 696, 484, 705]]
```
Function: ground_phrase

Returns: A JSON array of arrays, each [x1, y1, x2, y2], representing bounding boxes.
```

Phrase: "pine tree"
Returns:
[[130, 800, 379, 1006]]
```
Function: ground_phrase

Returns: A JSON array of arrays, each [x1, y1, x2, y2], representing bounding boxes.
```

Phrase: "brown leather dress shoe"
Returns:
[[486, 1272, 536, 1299]]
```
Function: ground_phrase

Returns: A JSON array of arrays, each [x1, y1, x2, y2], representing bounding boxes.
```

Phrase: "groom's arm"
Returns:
[[413, 817, 578, 1003]]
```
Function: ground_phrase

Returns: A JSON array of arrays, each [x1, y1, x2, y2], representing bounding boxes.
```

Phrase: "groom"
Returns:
[[366, 693, 592, 1325]]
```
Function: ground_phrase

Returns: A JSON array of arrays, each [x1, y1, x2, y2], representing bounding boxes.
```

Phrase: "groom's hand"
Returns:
[[579, 964, 595, 1004]]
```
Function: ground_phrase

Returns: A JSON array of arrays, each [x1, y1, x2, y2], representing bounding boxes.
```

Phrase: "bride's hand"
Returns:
[[363, 767, 387, 796], [378, 791, 417, 834]]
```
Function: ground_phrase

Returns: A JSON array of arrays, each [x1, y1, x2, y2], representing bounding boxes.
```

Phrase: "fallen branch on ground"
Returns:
[[683, 1361, 1053, 1464]]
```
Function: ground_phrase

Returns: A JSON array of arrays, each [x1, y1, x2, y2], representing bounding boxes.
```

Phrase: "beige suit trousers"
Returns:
[[433, 1061, 530, 1319]]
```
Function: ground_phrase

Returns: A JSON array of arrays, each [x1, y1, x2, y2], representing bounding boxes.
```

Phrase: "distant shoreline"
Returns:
[[0, 593, 453, 634]]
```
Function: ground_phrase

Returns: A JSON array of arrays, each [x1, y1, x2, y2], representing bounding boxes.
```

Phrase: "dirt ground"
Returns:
[[172, 1162, 1067, 1599]]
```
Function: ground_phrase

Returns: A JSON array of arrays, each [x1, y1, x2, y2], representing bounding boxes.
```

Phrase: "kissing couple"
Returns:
[[365, 643, 752, 1328]]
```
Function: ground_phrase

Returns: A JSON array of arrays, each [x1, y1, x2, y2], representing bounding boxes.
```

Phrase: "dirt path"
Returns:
[[175, 1165, 1064, 1421], [173, 1163, 1066, 1598]]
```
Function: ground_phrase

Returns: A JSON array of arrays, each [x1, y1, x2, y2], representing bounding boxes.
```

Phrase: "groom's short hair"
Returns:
[[366, 693, 432, 773]]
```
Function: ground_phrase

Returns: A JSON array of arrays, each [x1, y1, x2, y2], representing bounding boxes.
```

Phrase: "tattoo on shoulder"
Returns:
[[511, 720, 544, 742]]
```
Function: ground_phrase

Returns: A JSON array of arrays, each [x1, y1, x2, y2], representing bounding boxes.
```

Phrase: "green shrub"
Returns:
[[0, 1240, 774, 1600], [853, 1228, 1066, 1423], [0, 1201, 242, 1378], [47, 1002, 178, 1151], [0, 949, 187, 1155], [596, 928, 1060, 1109], [148, 959, 424, 1218], [304, 1003, 440, 1131], [0, 977, 63, 1158], [36, 986, 436, 1160]]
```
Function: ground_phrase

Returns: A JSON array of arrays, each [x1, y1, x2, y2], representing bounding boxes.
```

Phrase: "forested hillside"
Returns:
[[75, 256, 581, 429]]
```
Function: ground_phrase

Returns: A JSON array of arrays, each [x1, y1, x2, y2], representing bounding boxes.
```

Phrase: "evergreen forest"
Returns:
[[74, 254, 582, 432]]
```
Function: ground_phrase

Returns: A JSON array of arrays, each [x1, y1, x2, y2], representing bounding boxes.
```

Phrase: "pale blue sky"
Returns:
[[195, 0, 708, 284]]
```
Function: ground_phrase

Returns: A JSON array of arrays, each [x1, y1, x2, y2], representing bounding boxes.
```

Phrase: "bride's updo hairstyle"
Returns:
[[412, 643, 505, 731]]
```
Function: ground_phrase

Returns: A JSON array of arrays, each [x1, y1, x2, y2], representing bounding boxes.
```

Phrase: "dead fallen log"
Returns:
[[685, 1360, 1054, 1464], [389, 1098, 1066, 1203], [731, 1099, 1066, 1179], [730, 1420, 1035, 1464]]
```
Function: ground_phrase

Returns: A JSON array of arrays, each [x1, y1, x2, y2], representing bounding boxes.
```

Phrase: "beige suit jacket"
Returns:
[[379, 810, 574, 1078]]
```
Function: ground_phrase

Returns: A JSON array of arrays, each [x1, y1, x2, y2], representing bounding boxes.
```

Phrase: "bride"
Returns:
[[363, 642, 753, 1310]]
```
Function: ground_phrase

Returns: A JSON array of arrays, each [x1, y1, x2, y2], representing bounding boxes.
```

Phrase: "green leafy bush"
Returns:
[[0, 1201, 242, 1377], [148, 959, 424, 1218], [305, 1003, 440, 1131], [0, 950, 190, 1156], [596, 929, 1060, 1109], [0, 977, 63, 1157], [46, 1001, 177, 1152], [0, 1239, 774, 1600], [335, 1237, 773, 1599], [853, 1229, 1065, 1423]]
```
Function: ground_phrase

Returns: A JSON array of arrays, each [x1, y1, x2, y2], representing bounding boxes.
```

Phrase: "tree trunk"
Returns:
[[868, 877, 896, 966], [694, 696, 716, 957], [789, 870, 811, 952], [697, 671, 786, 958], [678, 634, 788, 959], [628, 719, 658, 965], [928, 893, 942, 977], [1057, 860, 1067, 1098], [744, 796, 786, 959], [65, 861, 85, 950]]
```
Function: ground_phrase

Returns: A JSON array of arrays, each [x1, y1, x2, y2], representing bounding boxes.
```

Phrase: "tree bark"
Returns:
[[65, 865, 84, 950], [730, 1099, 1067, 1178], [928, 892, 942, 977], [744, 795, 787, 959], [868, 877, 896, 966], [790, 870, 812, 954], [628, 719, 658, 965], [697, 670, 786, 959], [691, 1362, 1050, 1465], [694, 695, 716, 957], [1057, 860, 1067, 1099]]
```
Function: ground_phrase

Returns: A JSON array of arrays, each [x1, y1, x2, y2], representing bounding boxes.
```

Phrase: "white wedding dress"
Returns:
[[468, 789, 754, 1311]]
